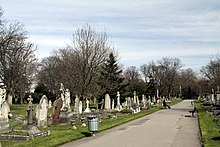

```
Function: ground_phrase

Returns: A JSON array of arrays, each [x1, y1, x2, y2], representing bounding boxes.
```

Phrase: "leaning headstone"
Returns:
[[84, 99, 91, 113], [104, 94, 111, 110], [100, 99, 104, 109], [51, 98, 63, 125], [37, 95, 48, 128]]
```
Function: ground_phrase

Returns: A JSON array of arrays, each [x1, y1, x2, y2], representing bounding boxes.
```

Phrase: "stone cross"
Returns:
[[27, 95, 34, 125], [27, 95, 33, 105], [84, 99, 91, 113]]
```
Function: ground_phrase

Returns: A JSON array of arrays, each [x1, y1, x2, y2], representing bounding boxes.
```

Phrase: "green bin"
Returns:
[[87, 115, 99, 132]]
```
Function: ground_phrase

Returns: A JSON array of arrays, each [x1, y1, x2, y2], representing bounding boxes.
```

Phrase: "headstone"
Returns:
[[115, 91, 122, 111], [112, 99, 115, 109], [100, 99, 104, 109], [51, 98, 63, 125], [217, 86, 220, 105], [104, 94, 111, 110], [84, 99, 91, 113], [48, 100, 52, 108], [79, 101, 83, 114], [127, 97, 131, 109], [27, 95, 34, 125], [153, 96, 156, 104], [37, 95, 48, 128], [137, 96, 140, 106], [64, 89, 71, 112], [0, 83, 11, 133], [211, 89, 215, 104], [133, 91, 137, 104], [142, 94, 146, 108], [156, 89, 159, 99], [148, 96, 151, 106], [73, 95, 80, 114]]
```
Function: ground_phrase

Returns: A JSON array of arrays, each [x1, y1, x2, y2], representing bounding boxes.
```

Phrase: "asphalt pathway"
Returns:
[[61, 100, 202, 147]]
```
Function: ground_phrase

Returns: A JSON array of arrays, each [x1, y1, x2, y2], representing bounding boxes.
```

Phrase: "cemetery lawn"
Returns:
[[195, 101, 220, 147], [2, 100, 181, 147]]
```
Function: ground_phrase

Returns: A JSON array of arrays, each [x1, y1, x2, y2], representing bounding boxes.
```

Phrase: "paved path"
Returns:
[[61, 100, 202, 147]]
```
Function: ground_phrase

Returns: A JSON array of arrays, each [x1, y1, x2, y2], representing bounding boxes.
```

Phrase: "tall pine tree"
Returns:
[[98, 52, 124, 98]]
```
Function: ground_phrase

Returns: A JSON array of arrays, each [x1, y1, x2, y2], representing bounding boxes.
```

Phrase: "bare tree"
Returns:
[[0, 10, 37, 104], [70, 25, 112, 97], [156, 57, 182, 98], [140, 57, 182, 98], [124, 66, 141, 83], [200, 54, 220, 89], [38, 25, 113, 99], [175, 68, 200, 98]]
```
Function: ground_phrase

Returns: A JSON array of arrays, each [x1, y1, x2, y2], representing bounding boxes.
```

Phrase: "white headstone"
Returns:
[[37, 95, 48, 127], [74, 95, 80, 114], [79, 101, 83, 114], [133, 91, 137, 104], [0, 83, 11, 133], [65, 89, 71, 112], [104, 94, 111, 110], [112, 99, 115, 109], [142, 94, 146, 108]]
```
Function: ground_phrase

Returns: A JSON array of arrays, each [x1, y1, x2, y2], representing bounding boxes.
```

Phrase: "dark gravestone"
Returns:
[[51, 98, 63, 125]]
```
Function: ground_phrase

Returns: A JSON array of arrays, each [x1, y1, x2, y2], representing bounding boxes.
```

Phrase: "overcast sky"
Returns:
[[1, 0, 220, 72]]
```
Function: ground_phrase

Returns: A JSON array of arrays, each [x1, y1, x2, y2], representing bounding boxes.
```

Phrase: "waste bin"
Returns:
[[87, 115, 99, 132]]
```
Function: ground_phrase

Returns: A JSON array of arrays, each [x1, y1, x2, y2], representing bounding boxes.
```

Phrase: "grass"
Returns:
[[195, 101, 220, 147], [1, 99, 181, 147]]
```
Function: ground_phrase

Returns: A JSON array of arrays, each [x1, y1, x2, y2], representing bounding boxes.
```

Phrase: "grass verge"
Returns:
[[195, 101, 220, 147], [1, 99, 181, 147]]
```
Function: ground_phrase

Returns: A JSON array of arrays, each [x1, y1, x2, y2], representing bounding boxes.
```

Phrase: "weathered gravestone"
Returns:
[[104, 94, 111, 110], [73, 95, 80, 114], [79, 101, 83, 114], [51, 98, 63, 125], [36, 95, 48, 128], [0, 88, 11, 134], [0, 83, 11, 133]]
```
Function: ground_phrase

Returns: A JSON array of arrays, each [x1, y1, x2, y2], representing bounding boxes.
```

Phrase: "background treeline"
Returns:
[[0, 7, 218, 104]]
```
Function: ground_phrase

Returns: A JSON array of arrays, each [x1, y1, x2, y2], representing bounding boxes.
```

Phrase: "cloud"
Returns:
[[1, 0, 220, 73]]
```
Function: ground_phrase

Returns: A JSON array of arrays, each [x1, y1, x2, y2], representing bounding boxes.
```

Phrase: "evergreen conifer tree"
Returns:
[[98, 52, 124, 97]]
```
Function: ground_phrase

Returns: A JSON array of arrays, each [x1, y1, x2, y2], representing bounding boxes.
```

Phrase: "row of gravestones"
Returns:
[[0, 82, 164, 135], [103, 91, 162, 113]]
